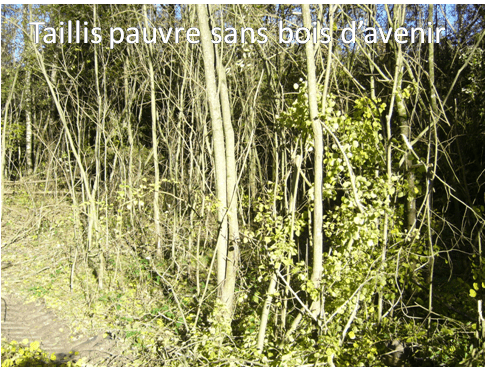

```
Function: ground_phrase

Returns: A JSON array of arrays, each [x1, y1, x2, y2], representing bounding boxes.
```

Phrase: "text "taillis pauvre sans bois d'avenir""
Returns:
[[29, 20, 446, 49]]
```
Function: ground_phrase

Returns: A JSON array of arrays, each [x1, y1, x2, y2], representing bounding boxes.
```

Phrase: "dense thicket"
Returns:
[[1, 4, 484, 366]]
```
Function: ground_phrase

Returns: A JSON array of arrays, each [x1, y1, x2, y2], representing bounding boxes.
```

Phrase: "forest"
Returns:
[[1, 4, 485, 367]]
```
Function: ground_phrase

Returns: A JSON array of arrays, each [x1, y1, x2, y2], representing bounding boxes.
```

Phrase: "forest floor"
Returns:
[[1, 191, 132, 366], [2, 184, 483, 367]]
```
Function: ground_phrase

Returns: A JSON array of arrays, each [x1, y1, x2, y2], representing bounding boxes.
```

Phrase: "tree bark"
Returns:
[[303, 4, 324, 319], [92, 4, 104, 289], [143, 4, 162, 258], [196, 4, 229, 309], [426, 3, 437, 330], [212, 14, 240, 312], [24, 5, 33, 175]]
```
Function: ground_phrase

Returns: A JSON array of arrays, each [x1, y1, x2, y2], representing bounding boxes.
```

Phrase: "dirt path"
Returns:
[[1, 197, 133, 366], [1, 265, 128, 366], [1, 196, 138, 366]]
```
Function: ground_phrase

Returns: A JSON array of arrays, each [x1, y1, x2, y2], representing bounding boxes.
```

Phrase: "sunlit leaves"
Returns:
[[1, 339, 82, 367]]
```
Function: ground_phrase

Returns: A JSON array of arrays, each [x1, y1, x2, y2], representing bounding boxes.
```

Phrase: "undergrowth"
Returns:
[[1, 339, 83, 367], [1, 152, 483, 367]]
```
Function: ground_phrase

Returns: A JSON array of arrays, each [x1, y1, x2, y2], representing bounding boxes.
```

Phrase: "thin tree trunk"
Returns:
[[391, 6, 416, 234], [378, 4, 405, 326], [368, 5, 376, 101], [24, 5, 33, 175], [214, 16, 240, 313], [92, 4, 104, 289], [303, 4, 324, 319], [196, 4, 229, 308], [426, 3, 437, 330], [143, 4, 162, 258], [283, 7, 334, 342], [257, 270, 278, 353]]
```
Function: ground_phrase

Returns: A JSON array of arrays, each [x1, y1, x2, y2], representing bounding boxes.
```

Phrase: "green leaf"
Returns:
[[30, 341, 40, 351], [469, 289, 477, 297]]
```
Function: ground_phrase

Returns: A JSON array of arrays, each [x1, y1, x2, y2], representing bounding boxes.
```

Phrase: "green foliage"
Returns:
[[192, 300, 237, 364], [469, 253, 485, 300], [276, 83, 435, 365], [1, 339, 83, 367], [252, 190, 300, 268], [318, 95, 409, 321]]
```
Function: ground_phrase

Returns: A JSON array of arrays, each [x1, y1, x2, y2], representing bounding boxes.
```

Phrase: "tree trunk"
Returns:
[[92, 4, 104, 289], [196, 4, 229, 311], [303, 4, 324, 319], [143, 4, 162, 258], [24, 5, 33, 175], [426, 3, 437, 330], [213, 13, 240, 312]]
